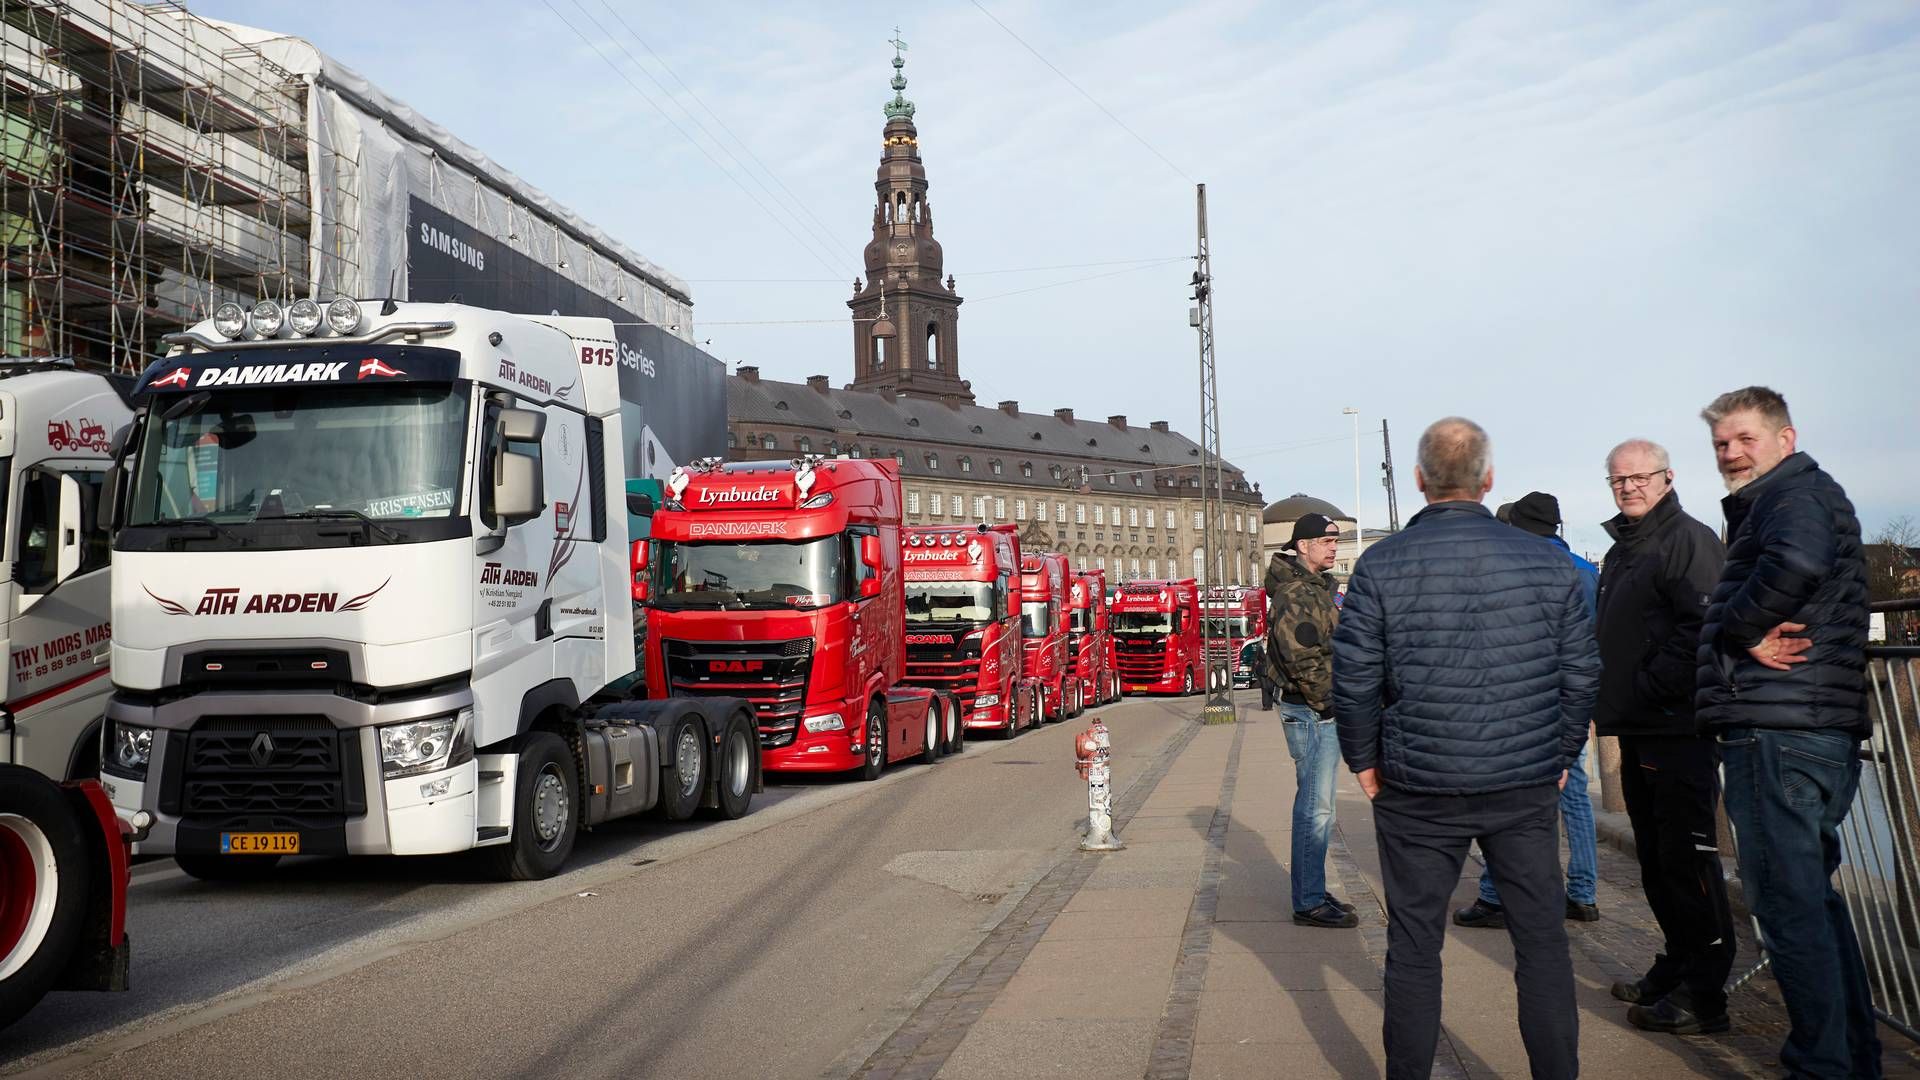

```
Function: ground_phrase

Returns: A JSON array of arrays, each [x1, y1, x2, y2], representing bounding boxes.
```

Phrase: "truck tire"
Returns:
[[482, 732, 578, 881], [859, 699, 887, 781], [943, 695, 964, 756], [657, 708, 709, 822], [175, 854, 282, 881], [702, 707, 755, 820], [0, 766, 90, 1031], [1181, 669, 1195, 696], [920, 698, 941, 765]]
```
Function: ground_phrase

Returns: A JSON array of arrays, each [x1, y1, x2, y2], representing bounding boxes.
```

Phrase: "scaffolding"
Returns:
[[0, 0, 314, 372]]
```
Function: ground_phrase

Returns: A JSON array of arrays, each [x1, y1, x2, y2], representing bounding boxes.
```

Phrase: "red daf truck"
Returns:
[[1111, 578, 1204, 695], [902, 524, 1039, 739], [1018, 552, 1076, 721], [639, 457, 949, 779], [1201, 585, 1269, 690], [1069, 569, 1120, 708]]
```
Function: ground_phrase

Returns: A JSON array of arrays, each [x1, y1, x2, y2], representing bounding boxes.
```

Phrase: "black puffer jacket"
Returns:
[[1332, 501, 1600, 795], [1594, 491, 1725, 737], [1695, 453, 1870, 736]]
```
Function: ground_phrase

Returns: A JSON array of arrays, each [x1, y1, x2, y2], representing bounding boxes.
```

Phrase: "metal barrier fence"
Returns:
[[1843, 597, 1920, 1042]]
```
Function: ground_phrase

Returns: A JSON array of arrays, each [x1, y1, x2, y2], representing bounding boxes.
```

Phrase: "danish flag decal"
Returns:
[[151, 367, 191, 389], [358, 358, 405, 379]]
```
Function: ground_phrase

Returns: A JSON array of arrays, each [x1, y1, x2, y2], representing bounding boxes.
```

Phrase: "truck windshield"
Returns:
[[124, 384, 468, 547], [906, 581, 997, 624], [1114, 611, 1175, 635], [652, 536, 846, 610], [1021, 601, 1052, 637], [1069, 608, 1090, 633], [1202, 616, 1253, 638]]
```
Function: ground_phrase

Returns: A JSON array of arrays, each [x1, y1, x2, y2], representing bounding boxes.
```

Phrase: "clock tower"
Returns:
[[849, 37, 972, 403]]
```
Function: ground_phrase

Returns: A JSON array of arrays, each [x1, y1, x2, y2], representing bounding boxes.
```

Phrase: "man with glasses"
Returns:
[[1588, 441, 1736, 1036], [1265, 512, 1357, 928], [1695, 387, 1877, 1077]]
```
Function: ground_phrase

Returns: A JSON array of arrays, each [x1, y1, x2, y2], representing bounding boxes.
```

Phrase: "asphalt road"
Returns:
[[2, 695, 1195, 1079]]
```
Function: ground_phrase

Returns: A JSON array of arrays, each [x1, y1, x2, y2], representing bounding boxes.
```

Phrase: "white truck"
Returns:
[[99, 299, 758, 880], [0, 362, 133, 782]]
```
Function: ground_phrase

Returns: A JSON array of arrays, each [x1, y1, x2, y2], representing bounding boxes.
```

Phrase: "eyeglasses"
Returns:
[[1605, 471, 1669, 491]]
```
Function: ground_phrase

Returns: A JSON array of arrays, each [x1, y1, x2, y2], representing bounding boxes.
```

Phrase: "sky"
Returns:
[[198, 0, 1920, 557]]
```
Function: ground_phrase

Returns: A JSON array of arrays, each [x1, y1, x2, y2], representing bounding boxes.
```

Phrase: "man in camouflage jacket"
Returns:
[[1264, 512, 1354, 928]]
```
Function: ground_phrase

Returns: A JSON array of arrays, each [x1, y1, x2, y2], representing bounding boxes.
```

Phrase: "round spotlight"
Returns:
[[326, 297, 362, 336], [287, 297, 323, 336], [248, 300, 284, 338], [211, 302, 246, 340]]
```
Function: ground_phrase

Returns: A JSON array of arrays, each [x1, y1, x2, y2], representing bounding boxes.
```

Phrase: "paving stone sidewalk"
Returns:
[[851, 706, 1920, 1078]]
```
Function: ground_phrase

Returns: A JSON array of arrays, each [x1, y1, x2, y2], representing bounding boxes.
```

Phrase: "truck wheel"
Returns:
[[943, 695, 964, 755], [702, 708, 755, 820], [175, 854, 282, 881], [920, 699, 941, 765], [859, 699, 887, 781], [1181, 669, 1195, 695], [658, 710, 708, 822], [482, 732, 578, 881], [0, 767, 90, 1031]]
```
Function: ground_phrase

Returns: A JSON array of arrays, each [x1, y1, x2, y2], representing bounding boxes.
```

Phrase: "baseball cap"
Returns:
[[1286, 513, 1342, 551]]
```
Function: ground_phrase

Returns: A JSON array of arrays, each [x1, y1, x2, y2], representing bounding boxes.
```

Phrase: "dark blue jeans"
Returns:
[[1280, 702, 1340, 911], [1719, 727, 1882, 1080]]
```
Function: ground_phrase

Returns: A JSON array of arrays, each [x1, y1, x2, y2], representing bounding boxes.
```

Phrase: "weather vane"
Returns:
[[889, 27, 908, 55]]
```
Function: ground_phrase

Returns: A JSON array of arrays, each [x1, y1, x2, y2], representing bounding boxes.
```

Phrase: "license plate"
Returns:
[[221, 832, 299, 855]]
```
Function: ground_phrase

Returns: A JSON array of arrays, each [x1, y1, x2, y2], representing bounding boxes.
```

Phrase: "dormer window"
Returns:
[[1020, 461, 1033, 478], [959, 456, 972, 473], [926, 452, 940, 470], [990, 459, 1003, 475]]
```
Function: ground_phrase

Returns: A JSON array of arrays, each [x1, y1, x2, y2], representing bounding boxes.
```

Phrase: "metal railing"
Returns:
[[1841, 597, 1920, 1042]]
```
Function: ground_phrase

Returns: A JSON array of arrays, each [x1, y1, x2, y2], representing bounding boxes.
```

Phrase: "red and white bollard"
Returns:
[[1076, 717, 1124, 851]]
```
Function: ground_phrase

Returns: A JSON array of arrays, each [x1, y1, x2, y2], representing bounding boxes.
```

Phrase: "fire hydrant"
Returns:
[[1076, 717, 1124, 851]]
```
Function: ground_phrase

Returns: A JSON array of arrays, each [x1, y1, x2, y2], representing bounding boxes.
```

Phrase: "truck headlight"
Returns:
[[803, 712, 845, 733], [104, 720, 153, 779], [378, 710, 473, 779], [974, 693, 1001, 708]]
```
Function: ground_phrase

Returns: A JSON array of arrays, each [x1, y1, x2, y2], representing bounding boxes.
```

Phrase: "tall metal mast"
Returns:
[[1195, 184, 1233, 725], [1381, 419, 1401, 533]]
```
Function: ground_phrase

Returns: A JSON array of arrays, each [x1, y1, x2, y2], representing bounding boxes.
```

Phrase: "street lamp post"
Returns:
[[1343, 407, 1361, 568]]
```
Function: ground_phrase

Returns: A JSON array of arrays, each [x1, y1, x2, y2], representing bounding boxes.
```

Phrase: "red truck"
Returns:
[[1018, 551, 1077, 721], [902, 524, 1040, 739], [639, 457, 950, 779], [1069, 569, 1120, 708], [1112, 578, 1204, 695], [1202, 585, 1269, 690]]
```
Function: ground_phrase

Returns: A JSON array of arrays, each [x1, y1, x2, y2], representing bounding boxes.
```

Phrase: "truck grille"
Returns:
[[904, 635, 982, 716], [180, 717, 358, 817], [1114, 637, 1170, 681], [662, 638, 813, 748]]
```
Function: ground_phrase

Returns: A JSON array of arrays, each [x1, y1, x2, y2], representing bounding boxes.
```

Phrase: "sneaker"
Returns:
[[1452, 898, 1506, 929], [1293, 900, 1359, 929], [1627, 994, 1730, 1035], [1566, 898, 1600, 922]]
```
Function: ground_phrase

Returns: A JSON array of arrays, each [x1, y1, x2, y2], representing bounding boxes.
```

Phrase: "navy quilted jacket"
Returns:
[[1332, 501, 1600, 795], [1695, 453, 1870, 736]]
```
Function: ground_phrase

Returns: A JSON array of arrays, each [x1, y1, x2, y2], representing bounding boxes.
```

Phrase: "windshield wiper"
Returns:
[[263, 509, 403, 543], [152, 516, 251, 548]]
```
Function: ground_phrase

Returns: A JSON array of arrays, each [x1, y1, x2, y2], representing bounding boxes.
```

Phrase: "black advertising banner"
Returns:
[[405, 197, 724, 479]]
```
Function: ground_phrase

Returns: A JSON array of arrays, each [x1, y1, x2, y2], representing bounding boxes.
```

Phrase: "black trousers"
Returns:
[[1374, 782, 1577, 1080], [1618, 733, 1737, 1013]]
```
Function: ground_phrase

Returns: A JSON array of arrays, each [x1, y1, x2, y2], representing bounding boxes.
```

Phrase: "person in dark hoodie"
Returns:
[[1590, 440, 1735, 1037], [1454, 491, 1602, 930], [1695, 387, 1878, 1079]]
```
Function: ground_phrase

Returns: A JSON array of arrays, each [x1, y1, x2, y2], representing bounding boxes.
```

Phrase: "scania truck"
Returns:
[[1018, 551, 1076, 721], [1112, 578, 1203, 695], [102, 299, 758, 881], [902, 523, 1038, 739], [638, 456, 947, 779], [1069, 568, 1120, 708], [1201, 584, 1268, 689], [0, 362, 134, 783]]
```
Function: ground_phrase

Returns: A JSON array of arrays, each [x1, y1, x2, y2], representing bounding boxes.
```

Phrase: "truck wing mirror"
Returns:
[[860, 533, 882, 570], [497, 407, 545, 442], [627, 492, 655, 517], [631, 540, 650, 602], [493, 449, 544, 522], [860, 576, 882, 598], [55, 473, 83, 584]]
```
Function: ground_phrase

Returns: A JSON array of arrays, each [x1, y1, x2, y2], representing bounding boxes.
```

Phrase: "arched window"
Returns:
[[959, 456, 972, 473], [797, 436, 811, 453], [926, 452, 940, 470], [727, 431, 738, 448], [1193, 547, 1205, 581], [926, 322, 939, 369], [1020, 461, 1033, 478], [762, 434, 776, 450], [826, 441, 840, 456]]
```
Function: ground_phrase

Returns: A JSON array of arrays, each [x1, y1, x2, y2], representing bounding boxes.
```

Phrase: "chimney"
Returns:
[[1108, 414, 1128, 430], [999, 399, 1020, 416], [1150, 420, 1169, 433], [738, 365, 760, 383], [806, 374, 830, 392], [1054, 408, 1074, 424]]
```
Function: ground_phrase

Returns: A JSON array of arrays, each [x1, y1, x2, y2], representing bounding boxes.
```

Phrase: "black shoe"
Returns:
[[1330, 897, 1356, 913], [1627, 995, 1730, 1035], [1566, 898, 1600, 922], [1452, 898, 1506, 929], [1293, 901, 1359, 928]]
